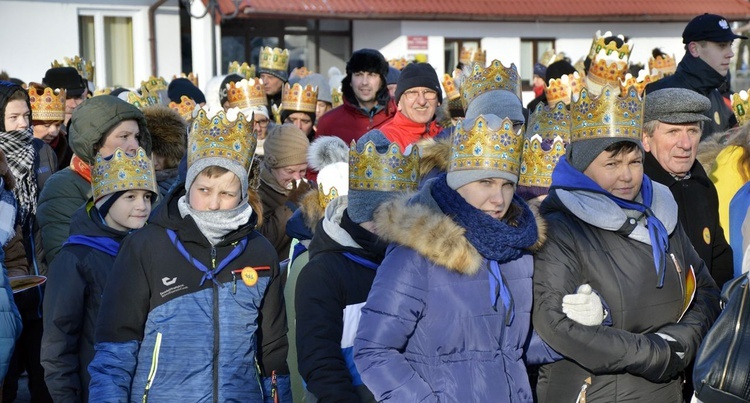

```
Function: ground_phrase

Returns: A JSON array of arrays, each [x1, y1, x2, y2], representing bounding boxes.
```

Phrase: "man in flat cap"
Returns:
[[646, 13, 746, 139]]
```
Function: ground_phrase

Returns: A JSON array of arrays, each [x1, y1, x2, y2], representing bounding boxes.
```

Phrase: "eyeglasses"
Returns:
[[254, 119, 270, 127], [402, 89, 438, 101]]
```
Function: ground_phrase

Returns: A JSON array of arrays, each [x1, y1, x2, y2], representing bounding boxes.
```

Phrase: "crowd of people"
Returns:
[[0, 11, 748, 403]]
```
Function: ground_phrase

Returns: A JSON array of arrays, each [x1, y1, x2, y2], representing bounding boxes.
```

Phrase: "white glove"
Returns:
[[562, 284, 606, 326]]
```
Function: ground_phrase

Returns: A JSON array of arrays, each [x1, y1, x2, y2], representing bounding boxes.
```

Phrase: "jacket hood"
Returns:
[[416, 134, 452, 179], [142, 105, 187, 169], [69, 202, 132, 240], [676, 53, 729, 95], [373, 182, 546, 275], [69, 95, 152, 164], [0, 81, 32, 132]]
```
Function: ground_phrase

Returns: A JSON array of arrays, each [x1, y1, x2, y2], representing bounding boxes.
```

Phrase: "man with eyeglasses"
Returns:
[[359, 63, 442, 151]]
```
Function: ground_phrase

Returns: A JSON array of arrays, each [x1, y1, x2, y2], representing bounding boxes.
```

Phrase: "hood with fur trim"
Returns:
[[416, 135, 452, 179], [373, 188, 546, 276], [142, 105, 187, 169], [298, 188, 325, 234]]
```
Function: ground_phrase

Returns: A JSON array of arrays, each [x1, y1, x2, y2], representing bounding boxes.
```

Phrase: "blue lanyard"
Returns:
[[166, 229, 248, 287], [342, 252, 379, 270]]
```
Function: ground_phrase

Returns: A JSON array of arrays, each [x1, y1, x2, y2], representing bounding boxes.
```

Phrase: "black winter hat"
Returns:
[[683, 13, 747, 44], [545, 60, 577, 82], [168, 78, 206, 105], [395, 63, 442, 103], [346, 49, 388, 78], [43, 67, 86, 97], [0, 81, 31, 132], [219, 74, 243, 105]]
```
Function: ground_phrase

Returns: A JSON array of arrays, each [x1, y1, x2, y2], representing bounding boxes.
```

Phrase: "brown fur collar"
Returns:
[[373, 194, 546, 275], [299, 189, 324, 233], [417, 136, 452, 179]]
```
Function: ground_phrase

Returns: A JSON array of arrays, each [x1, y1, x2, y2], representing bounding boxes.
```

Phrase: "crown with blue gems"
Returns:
[[519, 102, 571, 188], [348, 141, 420, 192], [460, 60, 521, 109], [188, 108, 257, 173], [318, 183, 341, 208], [91, 147, 157, 200], [449, 115, 524, 178], [570, 84, 643, 142]]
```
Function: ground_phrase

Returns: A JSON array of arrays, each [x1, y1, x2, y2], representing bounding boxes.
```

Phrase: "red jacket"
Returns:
[[315, 97, 396, 146], [378, 111, 442, 152]]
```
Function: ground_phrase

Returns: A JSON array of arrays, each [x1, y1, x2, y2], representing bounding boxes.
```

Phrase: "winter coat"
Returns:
[[707, 145, 746, 242], [41, 203, 129, 402], [0, 248, 22, 380], [354, 180, 550, 402], [645, 54, 737, 140], [88, 187, 289, 402], [37, 168, 90, 265], [296, 196, 384, 403], [644, 152, 734, 287], [315, 97, 396, 146], [257, 166, 295, 259], [533, 187, 721, 402], [359, 111, 441, 152]]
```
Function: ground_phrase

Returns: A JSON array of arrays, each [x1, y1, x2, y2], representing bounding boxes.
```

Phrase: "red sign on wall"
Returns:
[[407, 36, 428, 50]]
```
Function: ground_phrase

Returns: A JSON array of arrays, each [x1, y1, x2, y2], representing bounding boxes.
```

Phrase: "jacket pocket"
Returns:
[[142, 332, 163, 403]]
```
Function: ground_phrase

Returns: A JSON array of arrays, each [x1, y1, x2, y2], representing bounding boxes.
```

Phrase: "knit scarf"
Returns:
[[551, 156, 671, 287], [178, 195, 254, 246], [0, 128, 36, 219], [70, 154, 92, 182], [430, 174, 538, 263]]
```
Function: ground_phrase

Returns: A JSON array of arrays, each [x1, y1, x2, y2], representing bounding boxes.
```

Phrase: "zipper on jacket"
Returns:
[[575, 377, 591, 403], [255, 357, 265, 399], [212, 246, 220, 403], [669, 253, 685, 320], [719, 282, 749, 389], [271, 370, 278, 403], [142, 332, 163, 403]]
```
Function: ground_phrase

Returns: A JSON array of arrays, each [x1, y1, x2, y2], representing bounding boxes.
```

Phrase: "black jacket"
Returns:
[[644, 153, 734, 287], [645, 54, 737, 140], [41, 204, 129, 402]]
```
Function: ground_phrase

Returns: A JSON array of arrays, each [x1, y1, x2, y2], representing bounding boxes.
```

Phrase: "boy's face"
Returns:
[[188, 171, 242, 211], [104, 189, 152, 231]]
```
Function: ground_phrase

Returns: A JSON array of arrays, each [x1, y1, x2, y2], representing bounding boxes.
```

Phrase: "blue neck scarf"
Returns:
[[551, 156, 669, 287], [64, 235, 121, 257]]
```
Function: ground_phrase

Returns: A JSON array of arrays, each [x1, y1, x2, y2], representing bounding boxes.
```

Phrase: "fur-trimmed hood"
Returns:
[[373, 185, 546, 276], [416, 134, 452, 179], [696, 128, 734, 173], [299, 188, 325, 233]]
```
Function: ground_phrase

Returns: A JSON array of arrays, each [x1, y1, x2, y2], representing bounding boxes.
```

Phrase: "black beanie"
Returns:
[[97, 191, 126, 219], [395, 63, 442, 103], [346, 49, 388, 77], [545, 60, 577, 82], [168, 78, 206, 104], [219, 74, 243, 105]]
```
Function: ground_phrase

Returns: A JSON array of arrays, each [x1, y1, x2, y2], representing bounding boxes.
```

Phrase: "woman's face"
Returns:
[[284, 112, 314, 136], [271, 163, 307, 189], [32, 121, 62, 143], [4, 100, 30, 131], [99, 120, 140, 157], [456, 177, 515, 219], [583, 147, 644, 201]]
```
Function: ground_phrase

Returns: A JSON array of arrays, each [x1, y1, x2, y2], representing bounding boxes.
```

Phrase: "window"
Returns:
[[520, 38, 555, 90], [79, 10, 137, 88]]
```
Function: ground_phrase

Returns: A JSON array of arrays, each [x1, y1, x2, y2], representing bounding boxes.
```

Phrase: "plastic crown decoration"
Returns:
[[348, 140, 420, 192], [281, 83, 318, 113], [460, 59, 521, 109], [570, 84, 644, 143], [227, 78, 267, 110], [52, 55, 94, 82], [331, 87, 343, 108], [442, 74, 460, 101], [449, 115, 524, 178], [91, 147, 157, 201], [28, 86, 66, 121], [173, 72, 199, 88], [459, 47, 486, 66], [188, 108, 257, 173], [168, 95, 198, 121], [318, 182, 341, 208], [587, 31, 633, 62], [126, 89, 160, 110], [732, 90, 750, 126], [259, 47, 290, 72], [544, 72, 584, 106], [388, 58, 409, 70], [649, 54, 677, 76], [227, 62, 256, 80], [520, 102, 571, 188], [619, 69, 661, 96]]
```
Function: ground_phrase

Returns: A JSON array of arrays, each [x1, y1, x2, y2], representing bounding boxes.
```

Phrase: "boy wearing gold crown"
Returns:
[[532, 86, 719, 402], [41, 147, 157, 403], [88, 108, 291, 402], [353, 114, 551, 402]]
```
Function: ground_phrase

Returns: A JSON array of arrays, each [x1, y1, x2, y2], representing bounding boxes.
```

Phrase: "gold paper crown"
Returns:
[[259, 47, 290, 72], [732, 90, 750, 126], [141, 76, 169, 94], [544, 72, 584, 106], [459, 47, 486, 66], [619, 70, 660, 96], [348, 141, 420, 192], [520, 102, 571, 188], [570, 85, 643, 142], [442, 74, 460, 101], [586, 54, 629, 96], [281, 83, 318, 113], [168, 95, 197, 121], [649, 54, 676, 76], [28, 87, 65, 121], [291, 67, 311, 79], [539, 49, 564, 67], [126, 90, 160, 110], [331, 87, 343, 108], [173, 72, 199, 87], [460, 59, 521, 109], [450, 116, 524, 178], [227, 62, 256, 80], [587, 31, 633, 62], [388, 58, 410, 70], [188, 109, 257, 173], [91, 147, 157, 201], [227, 78, 267, 109], [93, 88, 112, 97], [318, 183, 342, 208], [52, 56, 94, 81]]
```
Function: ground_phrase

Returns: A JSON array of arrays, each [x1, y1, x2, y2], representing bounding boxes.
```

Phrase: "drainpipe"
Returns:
[[149, 0, 169, 76]]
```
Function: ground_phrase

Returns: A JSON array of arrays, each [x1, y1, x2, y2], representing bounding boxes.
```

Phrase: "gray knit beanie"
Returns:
[[464, 90, 524, 124]]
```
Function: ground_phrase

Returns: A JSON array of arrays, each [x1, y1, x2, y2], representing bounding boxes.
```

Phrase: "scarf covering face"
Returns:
[[0, 128, 36, 220], [430, 173, 538, 263], [551, 156, 674, 287], [178, 195, 253, 246]]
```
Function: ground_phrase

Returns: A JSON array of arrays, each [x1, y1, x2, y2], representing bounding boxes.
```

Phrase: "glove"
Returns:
[[562, 284, 606, 326], [643, 333, 685, 383], [287, 179, 311, 205]]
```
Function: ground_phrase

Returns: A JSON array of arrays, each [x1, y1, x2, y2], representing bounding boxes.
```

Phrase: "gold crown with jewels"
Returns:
[[732, 90, 750, 126], [570, 85, 643, 142], [442, 73, 460, 101], [168, 95, 198, 121], [520, 102, 570, 188], [172, 72, 199, 88], [348, 140, 420, 192], [91, 147, 157, 201], [52, 55, 94, 82], [318, 182, 342, 208], [649, 53, 676, 76], [93, 88, 112, 97], [459, 47, 486, 66], [259, 47, 289, 72], [450, 115, 524, 178], [460, 59, 521, 109], [141, 76, 169, 94], [619, 70, 660, 96], [227, 62, 256, 80], [126, 90, 160, 110], [28, 86, 66, 121], [226, 78, 267, 109], [587, 31, 632, 62], [281, 82, 318, 113], [331, 87, 343, 108], [389, 58, 409, 70], [544, 72, 584, 106], [539, 48, 565, 67], [188, 108, 257, 173]]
